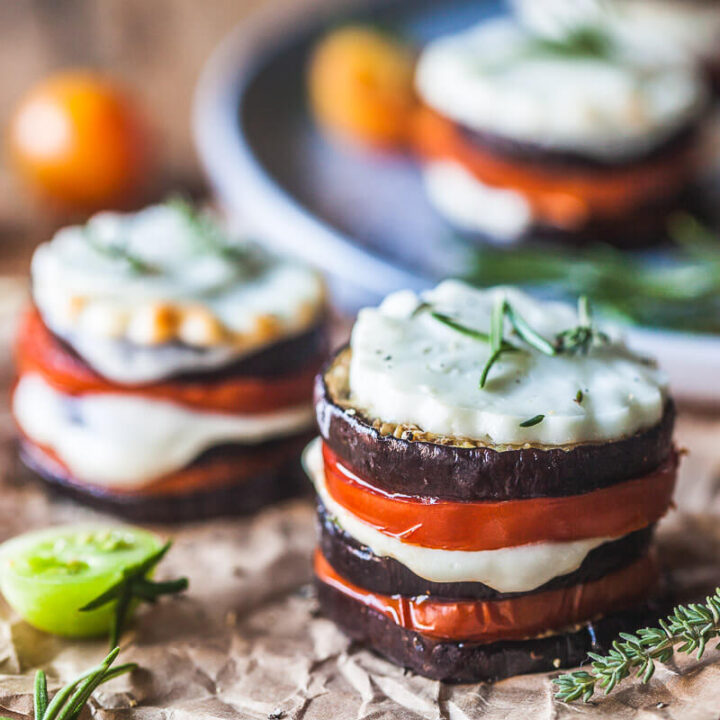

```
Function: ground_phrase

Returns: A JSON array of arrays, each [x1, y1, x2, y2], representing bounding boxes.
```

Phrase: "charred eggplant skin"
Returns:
[[315, 349, 675, 501], [316, 578, 662, 683], [458, 116, 703, 170], [50, 315, 329, 382], [317, 502, 653, 601]]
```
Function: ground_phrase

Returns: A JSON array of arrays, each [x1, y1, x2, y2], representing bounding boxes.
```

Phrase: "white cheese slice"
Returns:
[[31, 203, 325, 380], [415, 17, 706, 159], [13, 373, 314, 488], [304, 438, 610, 592], [349, 281, 666, 446], [422, 160, 533, 241]]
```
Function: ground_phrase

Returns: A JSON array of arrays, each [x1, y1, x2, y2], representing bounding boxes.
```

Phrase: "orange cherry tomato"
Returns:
[[315, 550, 657, 642], [322, 442, 677, 550], [15, 308, 320, 415], [413, 107, 696, 228], [8, 71, 152, 210], [308, 26, 416, 149]]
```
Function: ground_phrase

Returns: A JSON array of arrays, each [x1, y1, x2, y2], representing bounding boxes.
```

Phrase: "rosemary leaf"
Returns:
[[519, 414, 544, 428], [431, 312, 517, 350], [504, 303, 556, 356], [479, 296, 507, 388]]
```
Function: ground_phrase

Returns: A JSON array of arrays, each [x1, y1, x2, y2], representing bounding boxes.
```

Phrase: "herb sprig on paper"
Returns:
[[80, 541, 188, 648], [554, 587, 720, 702], [0, 647, 135, 720]]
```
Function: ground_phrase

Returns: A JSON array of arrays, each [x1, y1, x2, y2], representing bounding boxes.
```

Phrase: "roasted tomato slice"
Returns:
[[321, 442, 677, 550], [413, 107, 696, 228], [16, 308, 318, 414], [315, 550, 657, 642]]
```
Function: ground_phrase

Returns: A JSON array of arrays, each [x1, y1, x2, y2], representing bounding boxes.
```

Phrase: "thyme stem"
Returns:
[[554, 587, 720, 702]]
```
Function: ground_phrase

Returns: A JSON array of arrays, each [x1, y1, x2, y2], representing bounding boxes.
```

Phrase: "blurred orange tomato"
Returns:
[[308, 26, 416, 149], [7, 71, 152, 211]]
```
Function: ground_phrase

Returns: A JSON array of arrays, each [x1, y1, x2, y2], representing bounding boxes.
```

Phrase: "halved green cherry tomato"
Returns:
[[0, 524, 162, 637]]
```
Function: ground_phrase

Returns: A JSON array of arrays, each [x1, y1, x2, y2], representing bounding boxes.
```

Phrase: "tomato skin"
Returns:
[[412, 107, 696, 228], [0, 525, 162, 637], [322, 442, 677, 550], [15, 308, 318, 415], [8, 71, 151, 210], [315, 550, 657, 642]]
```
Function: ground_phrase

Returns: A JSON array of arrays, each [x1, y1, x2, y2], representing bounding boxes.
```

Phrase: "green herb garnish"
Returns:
[[529, 26, 615, 61], [479, 296, 524, 388], [554, 296, 610, 355], [79, 541, 188, 648], [554, 587, 720, 703], [168, 196, 264, 271], [464, 215, 720, 335], [519, 414, 545, 427], [0, 647, 136, 720], [423, 295, 602, 388], [85, 231, 158, 275]]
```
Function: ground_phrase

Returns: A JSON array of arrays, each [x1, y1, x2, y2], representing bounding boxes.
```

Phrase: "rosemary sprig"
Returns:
[[464, 215, 720, 335], [0, 648, 136, 720], [430, 310, 519, 351], [554, 296, 610, 355], [79, 541, 188, 648], [479, 295, 511, 388], [554, 587, 720, 703], [504, 302, 556, 356]]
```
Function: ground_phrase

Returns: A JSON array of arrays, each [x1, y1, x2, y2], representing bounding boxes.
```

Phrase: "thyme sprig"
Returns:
[[0, 647, 136, 720], [79, 541, 188, 648], [554, 587, 720, 703], [554, 296, 610, 355]]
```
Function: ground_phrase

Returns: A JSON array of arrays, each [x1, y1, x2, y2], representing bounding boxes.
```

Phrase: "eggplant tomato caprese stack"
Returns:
[[413, 18, 709, 247], [305, 280, 677, 682], [13, 202, 327, 521], [513, 0, 720, 93]]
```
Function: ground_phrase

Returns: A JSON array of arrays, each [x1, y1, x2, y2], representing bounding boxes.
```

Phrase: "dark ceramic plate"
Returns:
[[193, 0, 720, 402]]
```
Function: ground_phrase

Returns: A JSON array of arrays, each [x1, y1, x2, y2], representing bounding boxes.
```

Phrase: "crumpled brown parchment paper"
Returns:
[[0, 278, 719, 720]]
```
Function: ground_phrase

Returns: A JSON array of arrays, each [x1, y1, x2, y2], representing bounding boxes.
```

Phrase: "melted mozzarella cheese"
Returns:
[[423, 160, 533, 241], [513, 0, 720, 64], [31, 204, 325, 381], [415, 18, 706, 159], [304, 438, 609, 592], [13, 374, 314, 488], [349, 281, 666, 446]]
